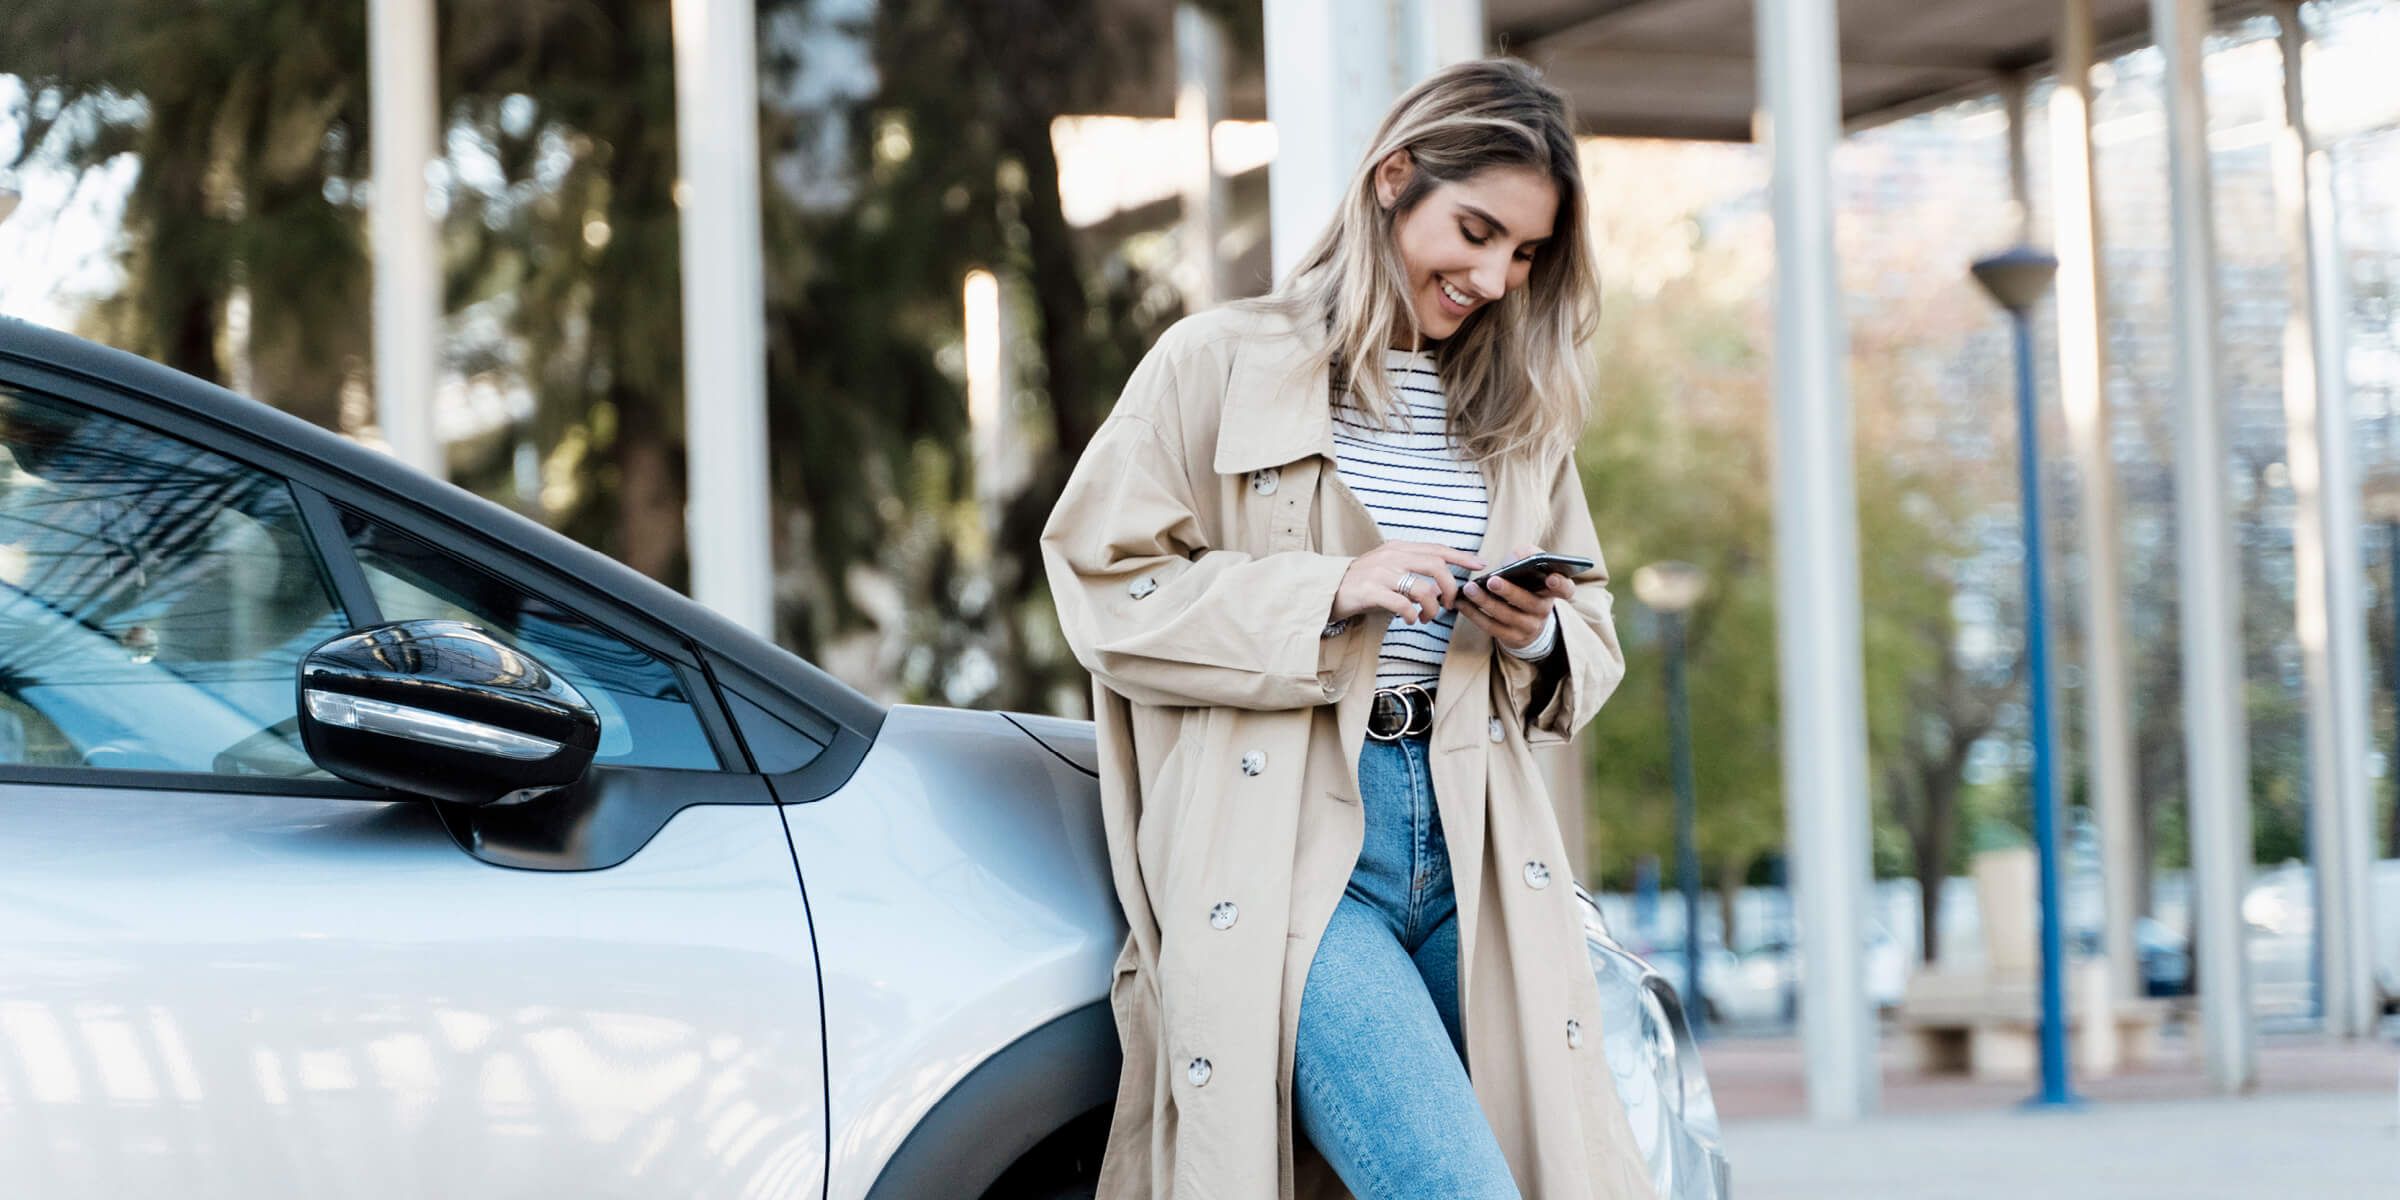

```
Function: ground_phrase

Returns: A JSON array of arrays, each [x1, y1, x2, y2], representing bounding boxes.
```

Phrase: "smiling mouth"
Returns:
[[1438, 278, 1478, 310]]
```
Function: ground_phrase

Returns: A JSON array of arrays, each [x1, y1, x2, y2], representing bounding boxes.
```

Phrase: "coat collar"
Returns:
[[1212, 309, 1337, 475]]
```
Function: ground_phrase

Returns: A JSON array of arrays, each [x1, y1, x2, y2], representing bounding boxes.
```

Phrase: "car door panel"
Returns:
[[0, 783, 826, 1198], [781, 705, 1117, 1200]]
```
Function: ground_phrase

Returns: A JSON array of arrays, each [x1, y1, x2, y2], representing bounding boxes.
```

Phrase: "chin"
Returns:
[[1416, 311, 1463, 342]]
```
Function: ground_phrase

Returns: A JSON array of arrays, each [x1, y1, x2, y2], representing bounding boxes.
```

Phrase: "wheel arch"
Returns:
[[863, 999, 1119, 1200]]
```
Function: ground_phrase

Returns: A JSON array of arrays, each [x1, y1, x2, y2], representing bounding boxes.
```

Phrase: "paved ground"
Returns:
[[1706, 1024, 2400, 1196], [1724, 1090, 2397, 1198]]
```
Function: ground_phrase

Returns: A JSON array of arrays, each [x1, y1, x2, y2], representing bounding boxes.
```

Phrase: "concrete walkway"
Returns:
[[1724, 1089, 2398, 1198]]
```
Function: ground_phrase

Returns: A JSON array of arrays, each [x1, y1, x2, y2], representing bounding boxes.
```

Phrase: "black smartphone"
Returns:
[[1467, 552, 1594, 592]]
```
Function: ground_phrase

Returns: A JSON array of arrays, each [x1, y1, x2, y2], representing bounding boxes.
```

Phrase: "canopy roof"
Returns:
[[1493, 0, 2256, 141], [1132, 0, 2261, 141]]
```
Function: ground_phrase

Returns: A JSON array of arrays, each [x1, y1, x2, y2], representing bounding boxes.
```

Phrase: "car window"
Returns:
[[338, 508, 719, 770], [0, 385, 345, 776]]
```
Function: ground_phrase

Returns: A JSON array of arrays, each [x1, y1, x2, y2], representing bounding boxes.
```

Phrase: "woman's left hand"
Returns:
[[1458, 544, 1571, 652]]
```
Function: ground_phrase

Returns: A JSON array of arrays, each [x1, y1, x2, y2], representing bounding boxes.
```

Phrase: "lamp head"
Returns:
[[1632, 561, 1709, 614], [1971, 245, 2059, 313]]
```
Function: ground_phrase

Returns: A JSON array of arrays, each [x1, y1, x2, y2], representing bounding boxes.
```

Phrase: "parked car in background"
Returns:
[[0, 320, 1731, 1197], [2239, 859, 2400, 1017], [1636, 918, 1909, 1030]]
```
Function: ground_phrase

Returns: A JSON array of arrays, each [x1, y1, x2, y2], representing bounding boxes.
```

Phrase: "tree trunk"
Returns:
[[1717, 851, 1752, 952], [987, 105, 1104, 713], [614, 389, 685, 586], [2387, 785, 2399, 860]]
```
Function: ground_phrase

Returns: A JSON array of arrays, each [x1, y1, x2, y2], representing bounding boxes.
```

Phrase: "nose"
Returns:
[[1470, 251, 1510, 300]]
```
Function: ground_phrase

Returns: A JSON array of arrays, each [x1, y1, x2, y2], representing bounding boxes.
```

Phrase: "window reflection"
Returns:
[[0, 386, 344, 774], [339, 510, 718, 770]]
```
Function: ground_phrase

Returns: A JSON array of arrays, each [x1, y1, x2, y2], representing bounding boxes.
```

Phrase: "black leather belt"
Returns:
[[1366, 684, 1434, 741]]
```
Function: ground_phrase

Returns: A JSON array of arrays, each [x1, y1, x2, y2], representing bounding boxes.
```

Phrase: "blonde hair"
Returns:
[[1251, 58, 1599, 465]]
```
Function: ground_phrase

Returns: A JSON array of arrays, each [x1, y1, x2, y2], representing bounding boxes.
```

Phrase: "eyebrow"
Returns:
[[1457, 203, 1549, 245]]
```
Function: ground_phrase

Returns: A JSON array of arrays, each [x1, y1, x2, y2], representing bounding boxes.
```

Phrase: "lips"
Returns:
[[1435, 276, 1477, 317]]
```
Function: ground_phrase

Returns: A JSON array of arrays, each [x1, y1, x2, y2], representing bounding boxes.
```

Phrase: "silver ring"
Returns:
[[1396, 571, 1419, 595]]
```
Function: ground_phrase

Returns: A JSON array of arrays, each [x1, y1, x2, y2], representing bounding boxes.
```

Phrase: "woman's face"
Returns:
[[1376, 155, 1558, 344]]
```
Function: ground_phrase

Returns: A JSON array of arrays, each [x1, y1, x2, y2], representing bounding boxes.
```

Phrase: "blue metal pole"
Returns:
[[2012, 308, 2079, 1107], [1666, 610, 1706, 1039]]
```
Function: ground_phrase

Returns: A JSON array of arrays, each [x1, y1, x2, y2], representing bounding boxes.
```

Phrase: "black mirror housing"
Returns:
[[298, 620, 601, 804]]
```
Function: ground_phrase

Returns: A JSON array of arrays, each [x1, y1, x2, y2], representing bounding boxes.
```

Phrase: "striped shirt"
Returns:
[[1334, 349, 1490, 691]]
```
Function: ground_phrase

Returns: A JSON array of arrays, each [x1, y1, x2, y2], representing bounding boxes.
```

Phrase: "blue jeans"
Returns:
[[1293, 732, 1522, 1199]]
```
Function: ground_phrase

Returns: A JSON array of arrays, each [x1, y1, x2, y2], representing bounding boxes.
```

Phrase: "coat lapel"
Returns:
[[1213, 313, 1336, 476]]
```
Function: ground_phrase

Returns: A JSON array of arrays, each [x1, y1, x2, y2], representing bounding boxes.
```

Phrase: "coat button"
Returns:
[[1210, 901, 1238, 930], [1186, 1057, 1213, 1087], [1250, 467, 1280, 496], [1488, 717, 1505, 743], [1523, 861, 1551, 889], [1128, 575, 1159, 600], [1239, 750, 1266, 776], [1566, 1019, 1584, 1049]]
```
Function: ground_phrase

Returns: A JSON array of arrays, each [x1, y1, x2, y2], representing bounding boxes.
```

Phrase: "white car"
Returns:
[[0, 319, 1733, 1197]]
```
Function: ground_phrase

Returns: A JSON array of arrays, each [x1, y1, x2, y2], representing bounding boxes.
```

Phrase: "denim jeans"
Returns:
[[1293, 731, 1522, 1199]]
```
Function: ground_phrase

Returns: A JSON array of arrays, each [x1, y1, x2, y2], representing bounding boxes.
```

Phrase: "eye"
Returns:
[[1459, 222, 1490, 246]]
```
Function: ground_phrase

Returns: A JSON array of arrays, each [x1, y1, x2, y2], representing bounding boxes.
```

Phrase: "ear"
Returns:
[[1373, 149, 1414, 210]]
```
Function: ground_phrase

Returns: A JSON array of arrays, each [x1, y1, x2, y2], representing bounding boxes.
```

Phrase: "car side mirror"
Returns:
[[297, 619, 600, 805]]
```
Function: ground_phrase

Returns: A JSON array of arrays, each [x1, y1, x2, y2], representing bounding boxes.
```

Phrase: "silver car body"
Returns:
[[0, 319, 1724, 1197]]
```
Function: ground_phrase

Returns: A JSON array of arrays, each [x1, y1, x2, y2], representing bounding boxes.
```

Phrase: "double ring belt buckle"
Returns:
[[1366, 684, 1435, 741]]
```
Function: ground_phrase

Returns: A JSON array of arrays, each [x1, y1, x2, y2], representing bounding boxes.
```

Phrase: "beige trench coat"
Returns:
[[1040, 304, 1656, 1200]]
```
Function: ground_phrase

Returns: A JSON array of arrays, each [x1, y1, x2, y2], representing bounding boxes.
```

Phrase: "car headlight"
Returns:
[[1577, 886, 1728, 1200], [1637, 980, 1682, 1117]]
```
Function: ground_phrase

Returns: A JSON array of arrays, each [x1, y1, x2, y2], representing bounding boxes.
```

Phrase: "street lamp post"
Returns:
[[1635, 560, 1711, 1038], [1971, 246, 2081, 1109]]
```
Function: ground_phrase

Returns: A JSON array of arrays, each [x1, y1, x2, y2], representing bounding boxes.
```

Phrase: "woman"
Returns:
[[1040, 58, 1653, 1200]]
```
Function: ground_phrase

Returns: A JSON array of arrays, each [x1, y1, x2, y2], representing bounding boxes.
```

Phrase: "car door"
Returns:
[[0, 370, 828, 1197]]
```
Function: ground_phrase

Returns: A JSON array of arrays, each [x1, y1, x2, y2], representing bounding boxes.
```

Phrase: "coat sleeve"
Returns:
[[1040, 353, 1362, 712], [1496, 450, 1626, 743]]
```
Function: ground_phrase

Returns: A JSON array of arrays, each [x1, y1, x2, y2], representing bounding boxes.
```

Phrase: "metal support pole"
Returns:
[[1757, 0, 1878, 1122], [2002, 76, 2036, 243], [1174, 4, 1229, 309], [1262, 0, 1483, 284], [2012, 299, 2079, 1106], [2273, 1, 2377, 1039], [2053, 0, 2144, 1013], [2151, 0, 2255, 1092], [368, 0, 442, 477], [670, 0, 776, 637], [1666, 610, 1705, 1039]]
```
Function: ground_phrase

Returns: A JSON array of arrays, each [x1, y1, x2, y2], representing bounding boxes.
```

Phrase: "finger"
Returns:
[[1415, 557, 1462, 609], [1395, 562, 1448, 614], [1484, 575, 1540, 612], [1436, 546, 1490, 572], [1456, 596, 1495, 637], [1545, 573, 1576, 598]]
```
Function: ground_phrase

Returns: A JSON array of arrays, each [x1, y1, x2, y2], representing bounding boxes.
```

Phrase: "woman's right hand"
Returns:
[[1333, 542, 1488, 625]]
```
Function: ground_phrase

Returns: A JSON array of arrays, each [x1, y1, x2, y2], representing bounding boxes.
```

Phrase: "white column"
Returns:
[[2273, 1, 2378, 1039], [1758, 0, 1878, 1121], [2053, 0, 2144, 1010], [1262, 0, 1484, 284], [2151, 0, 2255, 1092], [1174, 4, 1229, 309], [369, 0, 442, 477], [670, 0, 776, 637], [2002, 76, 2035, 243]]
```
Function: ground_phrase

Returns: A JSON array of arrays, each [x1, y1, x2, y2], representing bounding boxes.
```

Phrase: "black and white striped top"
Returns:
[[1335, 348, 1490, 691]]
